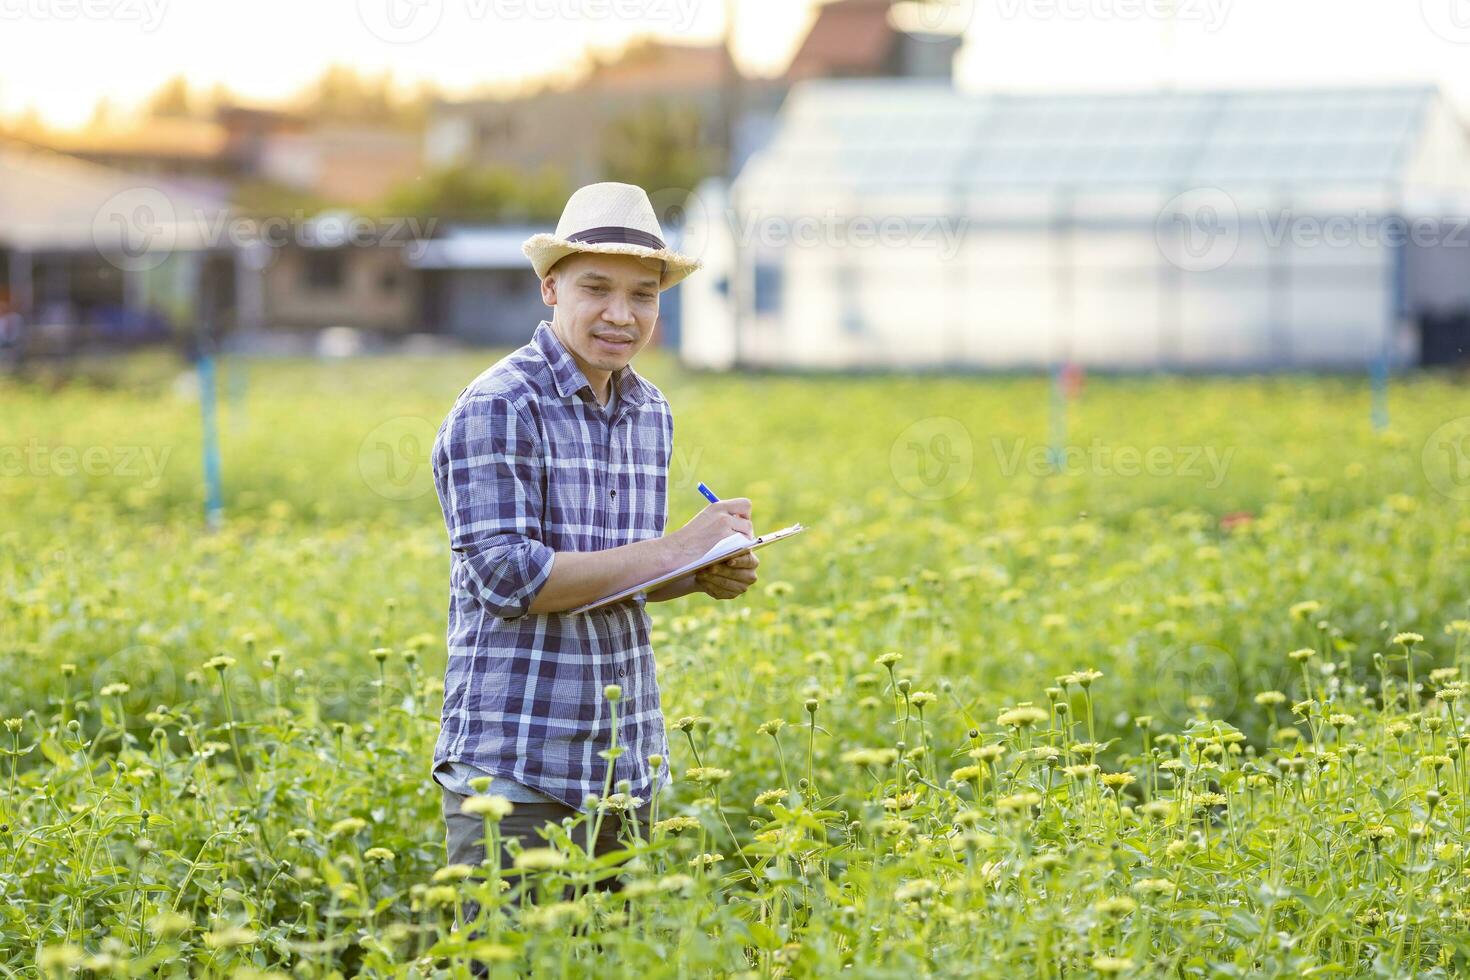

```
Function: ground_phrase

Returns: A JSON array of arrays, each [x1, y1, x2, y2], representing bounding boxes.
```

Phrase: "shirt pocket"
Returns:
[[615, 445, 667, 541]]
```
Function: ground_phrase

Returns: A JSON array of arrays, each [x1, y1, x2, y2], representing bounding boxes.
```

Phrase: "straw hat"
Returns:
[[522, 182, 702, 291]]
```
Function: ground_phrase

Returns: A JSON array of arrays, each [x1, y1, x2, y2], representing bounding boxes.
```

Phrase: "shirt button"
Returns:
[[619, 667, 627, 677], [610, 489, 617, 497]]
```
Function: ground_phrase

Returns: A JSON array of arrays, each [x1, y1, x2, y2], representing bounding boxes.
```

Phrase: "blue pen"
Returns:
[[696, 482, 719, 504]]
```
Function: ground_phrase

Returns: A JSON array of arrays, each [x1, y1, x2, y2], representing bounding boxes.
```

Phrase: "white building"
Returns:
[[681, 82, 1470, 371]]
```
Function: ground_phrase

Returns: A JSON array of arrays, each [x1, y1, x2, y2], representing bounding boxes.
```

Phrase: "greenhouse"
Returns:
[[681, 82, 1470, 370]]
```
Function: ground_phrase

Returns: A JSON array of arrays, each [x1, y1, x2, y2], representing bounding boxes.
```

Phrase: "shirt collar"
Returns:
[[531, 320, 653, 411]]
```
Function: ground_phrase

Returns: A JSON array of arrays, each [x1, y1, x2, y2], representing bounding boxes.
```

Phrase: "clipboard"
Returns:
[[570, 523, 807, 615]]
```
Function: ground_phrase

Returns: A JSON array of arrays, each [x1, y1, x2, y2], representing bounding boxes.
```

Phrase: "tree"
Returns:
[[600, 101, 715, 199], [145, 75, 194, 118], [87, 98, 118, 131], [6, 107, 49, 140], [200, 82, 241, 119], [378, 164, 568, 223], [290, 65, 442, 130]]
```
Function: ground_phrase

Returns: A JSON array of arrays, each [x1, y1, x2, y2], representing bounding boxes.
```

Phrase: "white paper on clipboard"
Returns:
[[569, 522, 806, 615]]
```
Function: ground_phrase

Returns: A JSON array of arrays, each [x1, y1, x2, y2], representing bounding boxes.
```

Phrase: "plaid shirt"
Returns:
[[431, 320, 674, 812]]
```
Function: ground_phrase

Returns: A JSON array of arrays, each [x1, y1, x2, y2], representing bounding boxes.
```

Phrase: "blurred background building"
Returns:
[[408, 225, 549, 346], [0, 140, 235, 356], [2, 0, 1469, 371]]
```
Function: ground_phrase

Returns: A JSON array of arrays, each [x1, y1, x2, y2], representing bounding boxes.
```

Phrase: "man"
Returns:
[[431, 182, 760, 891]]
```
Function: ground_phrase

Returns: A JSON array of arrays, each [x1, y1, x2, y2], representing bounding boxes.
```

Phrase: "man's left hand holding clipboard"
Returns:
[[688, 548, 760, 601]]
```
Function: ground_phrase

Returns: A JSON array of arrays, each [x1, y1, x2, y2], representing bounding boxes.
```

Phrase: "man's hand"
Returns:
[[695, 550, 759, 600], [666, 498, 753, 565]]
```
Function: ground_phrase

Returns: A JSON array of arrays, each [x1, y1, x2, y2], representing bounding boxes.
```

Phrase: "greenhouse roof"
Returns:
[[738, 82, 1444, 198]]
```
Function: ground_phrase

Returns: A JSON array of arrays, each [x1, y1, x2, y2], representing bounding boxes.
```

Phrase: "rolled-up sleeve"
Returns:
[[432, 394, 555, 620]]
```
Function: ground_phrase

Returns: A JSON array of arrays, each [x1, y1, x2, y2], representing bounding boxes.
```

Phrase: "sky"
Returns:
[[4, 0, 1470, 129]]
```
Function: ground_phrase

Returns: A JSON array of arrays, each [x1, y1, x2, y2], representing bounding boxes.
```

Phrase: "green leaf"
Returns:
[[746, 921, 782, 951]]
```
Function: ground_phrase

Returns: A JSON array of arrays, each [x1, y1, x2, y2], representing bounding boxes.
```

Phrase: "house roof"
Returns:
[[269, 124, 421, 153], [0, 139, 230, 252], [589, 39, 731, 93], [785, 0, 898, 83], [39, 116, 232, 162], [738, 81, 1459, 206]]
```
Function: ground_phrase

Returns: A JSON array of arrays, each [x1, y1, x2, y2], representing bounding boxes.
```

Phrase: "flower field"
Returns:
[[3, 353, 1470, 977]]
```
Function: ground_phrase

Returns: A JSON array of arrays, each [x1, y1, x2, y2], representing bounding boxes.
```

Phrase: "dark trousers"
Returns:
[[441, 788, 652, 909]]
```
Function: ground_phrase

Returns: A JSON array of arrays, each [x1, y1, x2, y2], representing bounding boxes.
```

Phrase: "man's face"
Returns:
[[542, 251, 662, 378]]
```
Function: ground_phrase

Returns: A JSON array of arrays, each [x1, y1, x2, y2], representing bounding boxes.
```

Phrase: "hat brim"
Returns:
[[521, 233, 702, 291]]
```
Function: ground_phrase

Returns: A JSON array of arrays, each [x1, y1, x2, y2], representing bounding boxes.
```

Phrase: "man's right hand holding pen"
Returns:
[[675, 482, 759, 600]]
